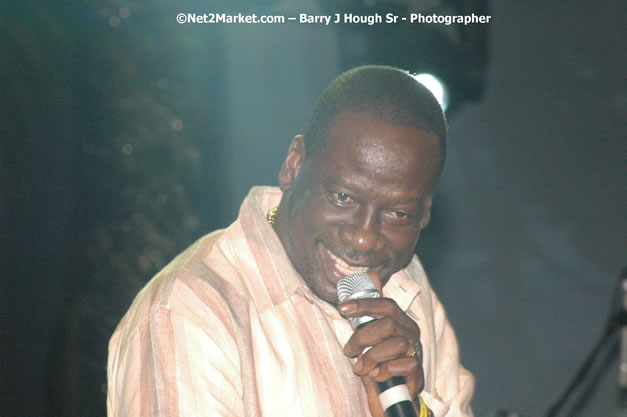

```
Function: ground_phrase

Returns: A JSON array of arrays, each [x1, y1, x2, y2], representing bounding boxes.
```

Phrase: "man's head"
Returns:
[[273, 66, 446, 305], [303, 65, 447, 177]]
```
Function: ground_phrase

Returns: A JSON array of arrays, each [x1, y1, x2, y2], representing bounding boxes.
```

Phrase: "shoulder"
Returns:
[[109, 228, 250, 350]]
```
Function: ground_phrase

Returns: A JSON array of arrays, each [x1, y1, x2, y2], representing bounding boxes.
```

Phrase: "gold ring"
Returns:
[[408, 341, 421, 358]]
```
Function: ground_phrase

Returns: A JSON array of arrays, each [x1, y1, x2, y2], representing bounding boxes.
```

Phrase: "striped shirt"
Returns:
[[107, 186, 474, 417]]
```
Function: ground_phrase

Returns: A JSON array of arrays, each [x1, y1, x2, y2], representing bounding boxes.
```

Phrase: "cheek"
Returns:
[[287, 197, 329, 256], [385, 228, 421, 261], [302, 197, 339, 232]]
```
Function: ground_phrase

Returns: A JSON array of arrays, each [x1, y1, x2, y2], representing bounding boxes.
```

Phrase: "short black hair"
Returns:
[[303, 65, 447, 177]]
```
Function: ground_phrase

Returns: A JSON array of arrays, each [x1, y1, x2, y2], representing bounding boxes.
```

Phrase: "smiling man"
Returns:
[[107, 66, 474, 417]]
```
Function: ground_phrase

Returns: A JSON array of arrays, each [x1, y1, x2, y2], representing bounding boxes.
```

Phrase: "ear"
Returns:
[[278, 135, 306, 192], [419, 196, 433, 229]]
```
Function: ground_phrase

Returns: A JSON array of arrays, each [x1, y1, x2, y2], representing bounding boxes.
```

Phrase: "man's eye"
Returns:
[[384, 209, 416, 225], [336, 192, 350, 202], [328, 191, 354, 205]]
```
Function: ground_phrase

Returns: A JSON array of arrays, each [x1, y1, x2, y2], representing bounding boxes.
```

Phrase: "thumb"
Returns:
[[367, 270, 383, 295]]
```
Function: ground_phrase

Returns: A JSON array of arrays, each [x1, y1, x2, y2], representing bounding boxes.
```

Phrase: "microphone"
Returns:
[[337, 272, 418, 417]]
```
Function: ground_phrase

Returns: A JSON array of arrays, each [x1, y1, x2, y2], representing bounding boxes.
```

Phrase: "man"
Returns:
[[107, 66, 474, 417]]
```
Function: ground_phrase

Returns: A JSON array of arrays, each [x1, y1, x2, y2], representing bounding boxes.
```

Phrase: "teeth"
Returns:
[[326, 249, 369, 276]]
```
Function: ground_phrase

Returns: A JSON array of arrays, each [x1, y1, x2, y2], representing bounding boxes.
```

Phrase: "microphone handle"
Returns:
[[337, 274, 418, 417], [376, 376, 418, 417], [353, 321, 418, 417], [382, 402, 418, 417]]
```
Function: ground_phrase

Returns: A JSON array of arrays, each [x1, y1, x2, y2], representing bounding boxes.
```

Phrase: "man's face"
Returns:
[[275, 110, 440, 305]]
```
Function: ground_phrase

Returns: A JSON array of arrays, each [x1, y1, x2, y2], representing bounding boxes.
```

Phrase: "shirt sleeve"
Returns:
[[421, 289, 475, 417], [107, 304, 244, 417]]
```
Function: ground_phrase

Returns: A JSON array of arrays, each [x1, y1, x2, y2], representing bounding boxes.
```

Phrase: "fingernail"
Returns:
[[353, 358, 362, 373], [339, 302, 357, 315]]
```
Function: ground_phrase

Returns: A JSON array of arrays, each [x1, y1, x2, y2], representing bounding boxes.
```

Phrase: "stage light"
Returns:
[[413, 73, 449, 111], [326, 0, 490, 114]]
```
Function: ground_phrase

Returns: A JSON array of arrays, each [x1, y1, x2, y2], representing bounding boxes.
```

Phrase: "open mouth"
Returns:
[[325, 247, 370, 277]]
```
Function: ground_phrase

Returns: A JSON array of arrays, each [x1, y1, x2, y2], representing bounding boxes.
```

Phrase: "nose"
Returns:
[[339, 206, 383, 254]]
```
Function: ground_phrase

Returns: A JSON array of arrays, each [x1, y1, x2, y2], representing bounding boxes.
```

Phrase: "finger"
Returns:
[[341, 309, 420, 357], [372, 356, 425, 398], [339, 299, 419, 337], [339, 297, 399, 319], [372, 355, 420, 382], [359, 375, 386, 417], [343, 317, 406, 358], [352, 335, 409, 375]]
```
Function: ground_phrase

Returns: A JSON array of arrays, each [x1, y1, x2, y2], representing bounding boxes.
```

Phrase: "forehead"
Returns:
[[312, 110, 440, 193]]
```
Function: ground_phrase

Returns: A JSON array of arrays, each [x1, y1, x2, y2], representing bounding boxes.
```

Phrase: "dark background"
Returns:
[[1, 1, 625, 416]]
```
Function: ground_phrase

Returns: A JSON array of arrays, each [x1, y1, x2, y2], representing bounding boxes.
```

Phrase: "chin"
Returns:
[[308, 279, 340, 305]]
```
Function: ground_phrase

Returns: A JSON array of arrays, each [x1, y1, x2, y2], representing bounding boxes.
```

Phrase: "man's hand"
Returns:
[[339, 297, 424, 417]]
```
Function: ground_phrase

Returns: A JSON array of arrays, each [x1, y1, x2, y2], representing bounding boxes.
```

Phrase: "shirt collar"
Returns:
[[383, 262, 423, 312], [241, 187, 312, 301]]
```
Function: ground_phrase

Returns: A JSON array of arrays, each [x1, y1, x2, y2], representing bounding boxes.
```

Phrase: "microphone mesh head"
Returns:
[[337, 272, 380, 303]]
